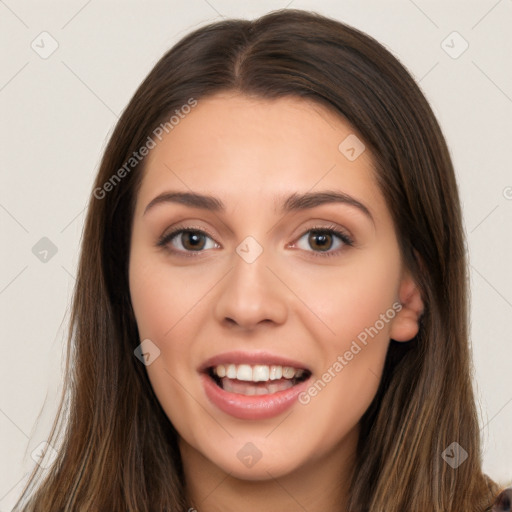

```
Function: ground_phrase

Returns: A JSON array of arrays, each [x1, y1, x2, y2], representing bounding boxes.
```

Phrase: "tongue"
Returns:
[[220, 377, 294, 396]]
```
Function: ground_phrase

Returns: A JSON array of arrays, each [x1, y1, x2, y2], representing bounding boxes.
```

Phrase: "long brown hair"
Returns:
[[14, 9, 504, 511]]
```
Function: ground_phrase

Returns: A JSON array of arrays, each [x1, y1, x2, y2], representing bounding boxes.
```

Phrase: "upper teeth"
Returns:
[[213, 364, 306, 382]]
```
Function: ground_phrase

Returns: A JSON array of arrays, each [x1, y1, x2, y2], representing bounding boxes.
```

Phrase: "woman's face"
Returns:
[[128, 93, 420, 481]]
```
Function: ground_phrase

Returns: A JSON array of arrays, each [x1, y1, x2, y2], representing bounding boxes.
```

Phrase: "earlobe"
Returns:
[[390, 271, 424, 342]]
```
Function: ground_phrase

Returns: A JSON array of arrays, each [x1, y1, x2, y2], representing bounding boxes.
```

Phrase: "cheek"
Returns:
[[289, 250, 401, 353], [129, 249, 201, 341], [293, 249, 400, 421], [128, 252, 193, 396], [129, 253, 207, 439]]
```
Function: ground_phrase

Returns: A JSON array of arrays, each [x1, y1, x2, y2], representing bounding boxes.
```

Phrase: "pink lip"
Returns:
[[198, 350, 311, 372], [200, 372, 311, 420]]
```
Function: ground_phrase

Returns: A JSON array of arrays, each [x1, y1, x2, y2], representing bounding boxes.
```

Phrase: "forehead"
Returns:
[[135, 93, 383, 216]]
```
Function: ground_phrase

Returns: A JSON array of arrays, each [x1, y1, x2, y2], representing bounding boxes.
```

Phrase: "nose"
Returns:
[[213, 246, 288, 331]]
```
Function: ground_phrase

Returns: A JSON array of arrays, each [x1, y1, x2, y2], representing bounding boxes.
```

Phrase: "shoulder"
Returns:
[[492, 487, 512, 511]]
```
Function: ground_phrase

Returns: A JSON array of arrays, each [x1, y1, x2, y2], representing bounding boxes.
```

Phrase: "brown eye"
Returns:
[[157, 228, 219, 255], [180, 231, 207, 251], [308, 230, 334, 251], [294, 227, 353, 256]]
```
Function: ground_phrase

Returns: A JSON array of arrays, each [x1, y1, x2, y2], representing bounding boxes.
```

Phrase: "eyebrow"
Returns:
[[143, 190, 374, 224]]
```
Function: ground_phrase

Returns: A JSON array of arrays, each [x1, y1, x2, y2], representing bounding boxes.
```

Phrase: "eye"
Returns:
[[157, 227, 219, 256], [157, 224, 354, 258], [293, 225, 354, 257]]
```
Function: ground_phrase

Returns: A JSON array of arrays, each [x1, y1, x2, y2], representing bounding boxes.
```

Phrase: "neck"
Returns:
[[180, 426, 358, 512]]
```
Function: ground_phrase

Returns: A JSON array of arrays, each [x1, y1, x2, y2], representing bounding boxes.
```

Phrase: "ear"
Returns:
[[390, 270, 424, 342]]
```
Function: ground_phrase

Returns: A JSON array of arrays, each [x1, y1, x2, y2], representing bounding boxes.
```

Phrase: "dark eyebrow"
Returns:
[[279, 191, 373, 223], [143, 190, 374, 224], [144, 191, 224, 214]]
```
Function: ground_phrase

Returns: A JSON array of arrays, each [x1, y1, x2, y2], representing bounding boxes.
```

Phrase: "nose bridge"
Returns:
[[213, 234, 288, 328]]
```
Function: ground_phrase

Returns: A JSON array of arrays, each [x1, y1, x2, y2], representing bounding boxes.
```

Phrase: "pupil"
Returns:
[[310, 231, 331, 251], [183, 232, 205, 250]]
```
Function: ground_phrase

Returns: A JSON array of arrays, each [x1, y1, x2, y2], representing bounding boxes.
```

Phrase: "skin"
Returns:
[[128, 93, 424, 512]]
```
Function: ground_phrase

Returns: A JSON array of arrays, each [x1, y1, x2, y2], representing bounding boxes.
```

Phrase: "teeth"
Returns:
[[236, 364, 252, 381], [212, 363, 306, 382], [282, 366, 295, 378], [269, 365, 282, 380], [252, 365, 269, 382], [226, 364, 237, 379]]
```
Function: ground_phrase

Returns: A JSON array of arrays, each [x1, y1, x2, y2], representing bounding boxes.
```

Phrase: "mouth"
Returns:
[[206, 363, 312, 396]]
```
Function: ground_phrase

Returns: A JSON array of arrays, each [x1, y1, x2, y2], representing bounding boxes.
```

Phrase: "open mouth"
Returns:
[[207, 363, 311, 396]]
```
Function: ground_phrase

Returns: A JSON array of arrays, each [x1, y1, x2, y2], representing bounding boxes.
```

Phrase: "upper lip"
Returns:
[[198, 351, 311, 373]]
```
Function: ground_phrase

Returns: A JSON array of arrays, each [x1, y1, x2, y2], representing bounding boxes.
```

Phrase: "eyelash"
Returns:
[[156, 224, 354, 258]]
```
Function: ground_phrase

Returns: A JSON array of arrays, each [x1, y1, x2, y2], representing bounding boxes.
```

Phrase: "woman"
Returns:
[[14, 9, 511, 511]]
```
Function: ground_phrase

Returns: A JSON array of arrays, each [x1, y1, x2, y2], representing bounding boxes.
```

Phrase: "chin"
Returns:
[[196, 439, 306, 481]]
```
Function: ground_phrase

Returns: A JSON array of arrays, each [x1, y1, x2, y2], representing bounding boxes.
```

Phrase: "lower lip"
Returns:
[[201, 373, 311, 420]]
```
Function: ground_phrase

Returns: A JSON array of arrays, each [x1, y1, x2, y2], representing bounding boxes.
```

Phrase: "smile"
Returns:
[[199, 352, 313, 420], [209, 364, 310, 396]]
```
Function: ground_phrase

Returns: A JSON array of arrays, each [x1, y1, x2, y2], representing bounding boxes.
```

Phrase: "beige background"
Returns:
[[1, 0, 511, 509]]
